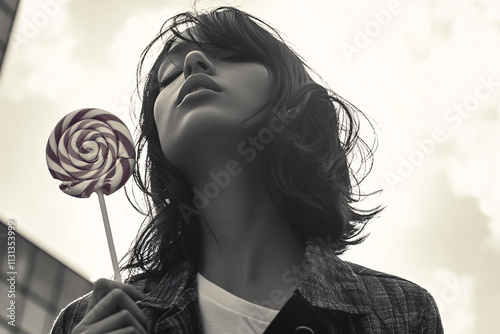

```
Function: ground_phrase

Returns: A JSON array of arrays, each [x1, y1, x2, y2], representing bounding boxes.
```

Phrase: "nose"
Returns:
[[183, 50, 215, 78]]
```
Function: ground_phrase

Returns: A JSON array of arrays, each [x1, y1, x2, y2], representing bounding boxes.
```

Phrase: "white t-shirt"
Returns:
[[197, 272, 279, 334]]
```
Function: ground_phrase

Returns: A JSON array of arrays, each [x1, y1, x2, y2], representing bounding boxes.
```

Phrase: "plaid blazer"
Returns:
[[51, 238, 443, 333]]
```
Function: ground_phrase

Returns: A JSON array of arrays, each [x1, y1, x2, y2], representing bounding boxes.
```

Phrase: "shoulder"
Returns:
[[305, 238, 437, 307], [50, 292, 91, 333], [344, 261, 443, 332], [347, 260, 431, 299], [301, 239, 443, 332]]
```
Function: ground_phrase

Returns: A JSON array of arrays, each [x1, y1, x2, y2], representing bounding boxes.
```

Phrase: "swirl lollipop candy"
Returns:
[[46, 108, 135, 198], [46, 108, 136, 282]]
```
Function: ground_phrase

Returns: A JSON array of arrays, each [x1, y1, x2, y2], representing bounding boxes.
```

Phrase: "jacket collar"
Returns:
[[296, 237, 371, 315], [136, 237, 372, 315]]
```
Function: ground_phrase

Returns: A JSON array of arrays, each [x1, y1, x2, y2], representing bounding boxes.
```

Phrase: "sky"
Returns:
[[1, 0, 499, 332]]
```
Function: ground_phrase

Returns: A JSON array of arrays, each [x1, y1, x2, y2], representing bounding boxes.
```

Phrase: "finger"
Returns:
[[93, 278, 147, 301], [83, 309, 148, 334], [121, 284, 147, 301], [87, 288, 148, 328], [87, 278, 147, 312], [83, 288, 148, 329], [106, 327, 144, 334], [77, 326, 143, 334]]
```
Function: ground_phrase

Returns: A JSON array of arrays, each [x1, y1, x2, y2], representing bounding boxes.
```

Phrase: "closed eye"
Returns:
[[220, 54, 254, 62], [158, 71, 182, 90]]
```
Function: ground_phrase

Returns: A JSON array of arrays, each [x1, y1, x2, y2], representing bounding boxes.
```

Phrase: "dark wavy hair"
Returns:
[[123, 6, 383, 281]]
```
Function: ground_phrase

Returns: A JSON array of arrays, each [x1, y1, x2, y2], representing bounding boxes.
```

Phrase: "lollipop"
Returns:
[[46, 108, 136, 282]]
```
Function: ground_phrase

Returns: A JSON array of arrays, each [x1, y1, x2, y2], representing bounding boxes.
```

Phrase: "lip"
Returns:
[[177, 74, 222, 105]]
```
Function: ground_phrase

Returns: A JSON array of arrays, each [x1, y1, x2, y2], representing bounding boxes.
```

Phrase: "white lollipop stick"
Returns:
[[97, 190, 122, 283]]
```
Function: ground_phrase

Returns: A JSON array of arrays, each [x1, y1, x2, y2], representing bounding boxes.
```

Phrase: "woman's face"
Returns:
[[153, 35, 271, 172]]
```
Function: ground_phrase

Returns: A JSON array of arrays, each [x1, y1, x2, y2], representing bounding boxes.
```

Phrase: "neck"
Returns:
[[188, 163, 305, 309]]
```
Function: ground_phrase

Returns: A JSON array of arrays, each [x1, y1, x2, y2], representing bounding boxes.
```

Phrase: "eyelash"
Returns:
[[158, 71, 182, 89], [157, 54, 253, 89], [220, 54, 252, 61]]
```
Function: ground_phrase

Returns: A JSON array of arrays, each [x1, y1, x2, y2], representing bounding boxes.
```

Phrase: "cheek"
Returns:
[[245, 65, 272, 103], [153, 90, 177, 131], [153, 97, 165, 130], [153, 91, 179, 155]]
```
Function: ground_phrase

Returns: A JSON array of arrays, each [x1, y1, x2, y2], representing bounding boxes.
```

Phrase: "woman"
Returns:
[[51, 6, 443, 334]]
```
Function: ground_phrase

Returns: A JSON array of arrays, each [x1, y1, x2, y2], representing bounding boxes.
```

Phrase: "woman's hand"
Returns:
[[72, 278, 148, 334]]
